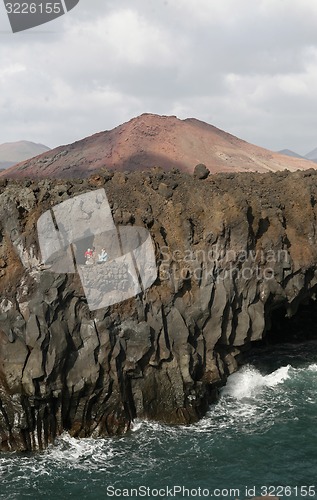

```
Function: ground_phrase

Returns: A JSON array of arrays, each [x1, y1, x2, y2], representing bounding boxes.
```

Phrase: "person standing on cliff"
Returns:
[[84, 248, 93, 264]]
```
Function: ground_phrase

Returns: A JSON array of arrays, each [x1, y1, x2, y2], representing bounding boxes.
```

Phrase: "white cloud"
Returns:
[[0, 62, 26, 79]]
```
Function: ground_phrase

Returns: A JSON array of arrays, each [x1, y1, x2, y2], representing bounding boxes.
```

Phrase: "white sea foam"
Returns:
[[43, 433, 118, 471], [264, 365, 291, 385], [221, 364, 291, 400], [131, 419, 144, 432], [130, 419, 167, 434]]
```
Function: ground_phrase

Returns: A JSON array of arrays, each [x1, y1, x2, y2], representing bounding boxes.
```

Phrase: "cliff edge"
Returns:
[[0, 168, 317, 450]]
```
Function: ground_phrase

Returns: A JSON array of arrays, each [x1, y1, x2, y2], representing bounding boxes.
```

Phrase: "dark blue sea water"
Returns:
[[1, 342, 317, 500]]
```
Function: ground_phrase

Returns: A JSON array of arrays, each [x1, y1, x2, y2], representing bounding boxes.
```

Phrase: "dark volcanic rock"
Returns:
[[1, 169, 317, 450], [194, 163, 210, 179]]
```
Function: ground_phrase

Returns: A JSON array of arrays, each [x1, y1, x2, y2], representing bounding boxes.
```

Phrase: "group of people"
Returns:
[[84, 246, 108, 265]]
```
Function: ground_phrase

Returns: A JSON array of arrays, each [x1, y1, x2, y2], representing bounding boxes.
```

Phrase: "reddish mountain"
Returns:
[[1, 114, 316, 178]]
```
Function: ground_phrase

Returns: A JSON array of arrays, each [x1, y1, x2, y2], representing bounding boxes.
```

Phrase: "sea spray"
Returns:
[[221, 364, 291, 399]]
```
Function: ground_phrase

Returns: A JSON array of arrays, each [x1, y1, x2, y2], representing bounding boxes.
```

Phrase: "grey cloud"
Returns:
[[1, 0, 317, 154]]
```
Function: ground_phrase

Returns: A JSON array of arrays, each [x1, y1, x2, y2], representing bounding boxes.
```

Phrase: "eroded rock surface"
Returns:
[[1, 168, 317, 450]]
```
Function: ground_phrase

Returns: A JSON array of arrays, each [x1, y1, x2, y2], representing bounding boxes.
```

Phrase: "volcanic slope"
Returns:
[[2, 114, 315, 178]]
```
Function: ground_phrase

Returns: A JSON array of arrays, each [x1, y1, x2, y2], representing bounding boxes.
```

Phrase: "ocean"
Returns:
[[1, 341, 317, 500]]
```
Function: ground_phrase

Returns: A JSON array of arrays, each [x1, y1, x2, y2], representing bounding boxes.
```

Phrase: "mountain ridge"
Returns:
[[305, 146, 317, 161], [0, 140, 50, 170], [278, 149, 307, 159]]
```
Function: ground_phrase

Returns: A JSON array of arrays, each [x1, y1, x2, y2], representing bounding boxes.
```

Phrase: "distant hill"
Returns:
[[0, 161, 15, 170], [2, 114, 317, 179], [305, 147, 317, 162], [0, 141, 50, 169], [278, 149, 307, 160]]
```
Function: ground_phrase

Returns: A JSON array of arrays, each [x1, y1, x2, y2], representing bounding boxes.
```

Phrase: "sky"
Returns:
[[1, 0, 317, 155]]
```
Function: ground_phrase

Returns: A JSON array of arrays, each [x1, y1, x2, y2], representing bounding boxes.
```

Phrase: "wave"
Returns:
[[192, 360, 317, 438], [221, 364, 291, 399]]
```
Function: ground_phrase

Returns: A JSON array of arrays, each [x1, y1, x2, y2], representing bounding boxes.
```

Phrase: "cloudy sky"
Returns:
[[1, 0, 317, 154]]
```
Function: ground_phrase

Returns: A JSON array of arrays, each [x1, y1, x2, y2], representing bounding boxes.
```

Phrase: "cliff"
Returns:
[[1, 167, 317, 451], [2, 114, 316, 179]]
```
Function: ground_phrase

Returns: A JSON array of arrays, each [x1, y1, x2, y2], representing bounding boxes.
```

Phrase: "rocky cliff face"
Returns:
[[1, 168, 317, 451]]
